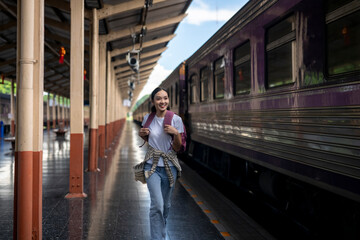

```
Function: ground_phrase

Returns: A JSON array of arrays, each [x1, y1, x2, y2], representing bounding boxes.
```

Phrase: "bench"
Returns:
[[53, 129, 67, 137], [4, 136, 15, 150]]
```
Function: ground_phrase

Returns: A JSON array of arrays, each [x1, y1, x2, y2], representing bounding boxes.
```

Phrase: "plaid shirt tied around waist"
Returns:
[[133, 145, 182, 187]]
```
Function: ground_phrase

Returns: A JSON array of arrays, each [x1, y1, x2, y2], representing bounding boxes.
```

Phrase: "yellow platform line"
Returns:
[[221, 232, 231, 237], [180, 180, 232, 239]]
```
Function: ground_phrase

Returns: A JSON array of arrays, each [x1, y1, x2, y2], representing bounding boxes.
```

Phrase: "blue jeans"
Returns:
[[144, 163, 177, 240]]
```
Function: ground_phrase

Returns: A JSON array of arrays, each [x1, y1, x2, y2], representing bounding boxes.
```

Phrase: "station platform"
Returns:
[[0, 121, 275, 240]]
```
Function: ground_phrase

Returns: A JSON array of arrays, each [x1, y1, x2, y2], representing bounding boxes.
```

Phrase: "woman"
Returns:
[[138, 87, 184, 240]]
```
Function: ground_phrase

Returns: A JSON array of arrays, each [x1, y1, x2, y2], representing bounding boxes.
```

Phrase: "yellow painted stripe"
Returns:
[[191, 194, 198, 198], [204, 209, 211, 213], [221, 232, 231, 237], [211, 220, 219, 224], [197, 201, 204, 205]]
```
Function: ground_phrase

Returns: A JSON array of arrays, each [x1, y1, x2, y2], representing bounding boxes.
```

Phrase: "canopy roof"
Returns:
[[0, 0, 191, 104]]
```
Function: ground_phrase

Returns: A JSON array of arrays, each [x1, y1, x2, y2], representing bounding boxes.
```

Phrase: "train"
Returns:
[[134, 0, 360, 238]]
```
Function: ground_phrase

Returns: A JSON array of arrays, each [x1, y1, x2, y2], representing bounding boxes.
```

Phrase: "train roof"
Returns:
[[186, 0, 276, 66]]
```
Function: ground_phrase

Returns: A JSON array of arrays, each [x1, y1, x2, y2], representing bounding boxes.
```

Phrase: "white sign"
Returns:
[[123, 99, 131, 107]]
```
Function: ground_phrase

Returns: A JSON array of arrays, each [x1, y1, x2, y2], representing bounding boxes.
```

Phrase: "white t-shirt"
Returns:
[[142, 112, 184, 166]]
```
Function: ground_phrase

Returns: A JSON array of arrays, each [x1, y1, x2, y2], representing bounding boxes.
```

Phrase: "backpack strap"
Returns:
[[164, 111, 176, 150], [143, 112, 156, 128], [139, 112, 156, 147], [164, 110, 174, 126]]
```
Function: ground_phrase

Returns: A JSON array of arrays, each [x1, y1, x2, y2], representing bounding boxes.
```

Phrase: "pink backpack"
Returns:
[[142, 110, 187, 153]]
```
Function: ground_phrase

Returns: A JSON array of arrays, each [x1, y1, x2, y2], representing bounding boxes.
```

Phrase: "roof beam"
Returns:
[[118, 73, 151, 83], [45, 0, 91, 19], [97, 0, 167, 20], [140, 47, 168, 60], [0, 20, 17, 31], [45, 0, 70, 12], [2, 70, 16, 77], [140, 55, 161, 66], [112, 47, 167, 67], [115, 58, 157, 76], [111, 34, 175, 57], [115, 57, 160, 74], [45, 17, 90, 37], [116, 63, 157, 75], [117, 68, 153, 79], [0, 43, 16, 52], [0, 58, 16, 67], [45, 17, 69, 32], [100, 14, 186, 43], [119, 76, 150, 87], [45, 29, 70, 46]]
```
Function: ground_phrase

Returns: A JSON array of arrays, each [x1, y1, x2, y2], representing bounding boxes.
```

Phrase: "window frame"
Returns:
[[233, 41, 251, 95], [265, 14, 296, 89], [213, 57, 225, 100], [175, 82, 178, 106], [189, 74, 198, 104], [170, 86, 173, 108], [325, 0, 360, 80], [200, 67, 209, 102]]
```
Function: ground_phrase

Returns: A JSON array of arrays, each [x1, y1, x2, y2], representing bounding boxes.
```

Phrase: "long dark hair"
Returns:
[[151, 87, 170, 112]]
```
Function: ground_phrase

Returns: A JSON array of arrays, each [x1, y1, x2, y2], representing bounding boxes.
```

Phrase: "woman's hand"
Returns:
[[139, 128, 150, 141], [164, 124, 182, 151], [164, 124, 179, 136]]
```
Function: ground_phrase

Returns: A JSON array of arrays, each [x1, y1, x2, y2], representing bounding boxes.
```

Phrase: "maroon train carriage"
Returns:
[[159, 62, 187, 117], [134, 0, 360, 238]]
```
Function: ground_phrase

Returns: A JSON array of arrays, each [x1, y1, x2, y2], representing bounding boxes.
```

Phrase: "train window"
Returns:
[[200, 67, 209, 101], [326, 0, 353, 13], [175, 83, 178, 105], [266, 15, 295, 88], [326, 1, 360, 76], [170, 86, 173, 108], [190, 75, 198, 104], [233, 41, 251, 95], [214, 57, 225, 99]]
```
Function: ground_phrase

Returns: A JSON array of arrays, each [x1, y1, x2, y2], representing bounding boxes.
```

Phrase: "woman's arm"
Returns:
[[139, 128, 150, 141]]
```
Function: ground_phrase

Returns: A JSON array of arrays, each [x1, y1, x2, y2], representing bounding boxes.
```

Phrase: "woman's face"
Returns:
[[152, 90, 169, 113]]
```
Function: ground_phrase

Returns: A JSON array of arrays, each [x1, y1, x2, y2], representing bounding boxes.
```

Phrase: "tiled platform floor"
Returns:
[[0, 122, 226, 239]]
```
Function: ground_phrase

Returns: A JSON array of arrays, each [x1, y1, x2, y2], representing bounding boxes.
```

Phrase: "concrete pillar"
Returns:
[[67, 99, 69, 128], [98, 41, 106, 157], [46, 92, 50, 130], [14, 0, 44, 239], [64, 98, 68, 128], [52, 94, 56, 128], [66, 0, 86, 199], [32, 0, 44, 237], [10, 78, 15, 136], [56, 95, 60, 128], [88, 8, 99, 172], [105, 51, 111, 149], [61, 96, 65, 129], [111, 67, 115, 142]]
